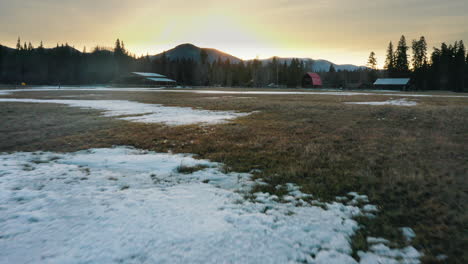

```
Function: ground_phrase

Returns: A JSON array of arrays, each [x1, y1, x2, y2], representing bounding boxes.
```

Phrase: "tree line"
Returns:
[[0, 38, 310, 87], [0, 37, 371, 88], [130, 53, 311, 88], [1, 37, 467, 91], [0, 38, 136, 85], [368, 35, 467, 91]]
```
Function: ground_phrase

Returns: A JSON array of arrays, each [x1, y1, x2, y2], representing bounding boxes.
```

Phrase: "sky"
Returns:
[[0, 0, 467, 68]]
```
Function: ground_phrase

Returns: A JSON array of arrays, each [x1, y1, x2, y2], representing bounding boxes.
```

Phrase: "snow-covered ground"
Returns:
[[0, 147, 421, 264], [0, 98, 249, 125], [346, 99, 418, 106], [0, 87, 165, 95], [1, 87, 467, 98]]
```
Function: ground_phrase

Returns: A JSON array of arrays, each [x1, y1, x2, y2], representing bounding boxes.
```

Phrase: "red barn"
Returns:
[[302, 73, 323, 88]]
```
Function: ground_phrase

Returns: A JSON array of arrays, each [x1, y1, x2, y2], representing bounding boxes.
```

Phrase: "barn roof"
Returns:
[[374, 78, 410, 85], [132, 72, 166, 78], [305, 73, 323, 86], [147, 77, 176, 83]]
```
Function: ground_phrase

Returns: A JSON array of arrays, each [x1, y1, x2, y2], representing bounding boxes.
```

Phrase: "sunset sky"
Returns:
[[1, 0, 467, 68]]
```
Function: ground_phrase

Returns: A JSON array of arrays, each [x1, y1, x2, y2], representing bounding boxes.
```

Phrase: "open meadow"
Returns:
[[0, 87, 467, 263]]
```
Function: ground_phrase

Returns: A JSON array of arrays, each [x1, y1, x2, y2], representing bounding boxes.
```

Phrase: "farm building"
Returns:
[[374, 78, 411, 90], [115, 72, 177, 86], [302, 73, 323, 88]]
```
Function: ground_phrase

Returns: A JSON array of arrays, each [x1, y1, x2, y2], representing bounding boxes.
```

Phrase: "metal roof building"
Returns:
[[132, 72, 167, 78], [374, 78, 411, 90], [147, 77, 177, 83], [115, 72, 176, 86]]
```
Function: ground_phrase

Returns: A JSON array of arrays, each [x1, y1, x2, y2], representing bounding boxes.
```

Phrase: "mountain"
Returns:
[[152, 43, 242, 64], [0, 44, 81, 54], [312, 59, 366, 72], [2, 41, 365, 72], [152, 44, 365, 72], [0, 45, 15, 53], [257, 57, 365, 72]]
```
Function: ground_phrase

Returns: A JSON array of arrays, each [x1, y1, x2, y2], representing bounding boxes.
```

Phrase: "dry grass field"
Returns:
[[1, 88, 467, 263]]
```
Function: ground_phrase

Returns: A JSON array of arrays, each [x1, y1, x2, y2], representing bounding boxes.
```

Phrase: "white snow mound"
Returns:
[[0, 99, 249, 125], [0, 147, 421, 264], [346, 99, 418, 106]]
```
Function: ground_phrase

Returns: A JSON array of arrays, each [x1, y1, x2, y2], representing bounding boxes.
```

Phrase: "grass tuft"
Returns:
[[176, 164, 210, 174]]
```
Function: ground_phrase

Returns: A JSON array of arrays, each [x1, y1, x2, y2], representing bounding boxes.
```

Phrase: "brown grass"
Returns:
[[0, 89, 467, 263]]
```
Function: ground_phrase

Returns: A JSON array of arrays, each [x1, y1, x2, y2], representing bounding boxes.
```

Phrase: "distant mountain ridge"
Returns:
[[255, 57, 366, 72], [152, 43, 242, 64], [0, 45, 15, 52], [0, 44, 82, 54], [152, 44, 364, 72], [1, 42, 365, 72]]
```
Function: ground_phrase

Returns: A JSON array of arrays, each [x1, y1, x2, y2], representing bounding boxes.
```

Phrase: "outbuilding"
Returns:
[[302, 73, 323, 88], [374, 78, 411, 90], [115, 72, 177, 87]]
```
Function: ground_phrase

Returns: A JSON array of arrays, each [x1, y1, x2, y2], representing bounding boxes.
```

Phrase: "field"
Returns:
[[0, 87, 467, 263]]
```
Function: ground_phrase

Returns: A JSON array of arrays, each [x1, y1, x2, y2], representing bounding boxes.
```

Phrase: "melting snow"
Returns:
[[0, 147, 421, 264], [0, 98, 249, 125], [346, 99, 418, 106], [401, 227, 417, 242]]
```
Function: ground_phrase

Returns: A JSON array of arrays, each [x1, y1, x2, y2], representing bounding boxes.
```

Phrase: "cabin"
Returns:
[[302, 73, 323, 88], [115, 72, 177, 87], [374, 78, 411, 90]]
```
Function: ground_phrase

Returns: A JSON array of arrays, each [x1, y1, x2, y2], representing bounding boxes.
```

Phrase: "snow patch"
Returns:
[[367, 237, 390, 245], [0, 98, 249, 126], [358, 244, 421, 264], [346, 99, 418, 106], [60, 94, 105, 98], [401, 227, 416, 242], [0, 147, 421, 264]]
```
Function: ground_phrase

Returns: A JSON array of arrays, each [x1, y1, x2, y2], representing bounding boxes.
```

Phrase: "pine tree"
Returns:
[[114, 39, 128, 76], [200, 50, 208, 65], [121, 41, 126, 54], [466, 53, 468, 90], [366, 52, 378, 83], [0, 44, 3, 75], [411, 36, 429, 90], [367, 51, 378, 70], [16, 37, 21, 50], [252, 57, 261, 87], [454, 40, 466, 92], [432, 42, 451, 90], [329, 64, 336, 73], [384, 41, 395, 72], [270, 56, 279, 85], [114, 39, 122, 54], [395, 35, 409, 74], [411, 36, 427, 70], [160, 52, 168, 76]]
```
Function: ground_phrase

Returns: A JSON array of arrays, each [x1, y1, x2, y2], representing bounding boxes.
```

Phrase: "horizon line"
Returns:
[[1, 40, 369, 67]]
